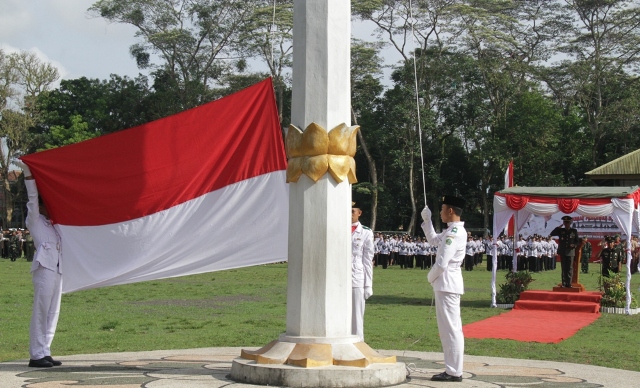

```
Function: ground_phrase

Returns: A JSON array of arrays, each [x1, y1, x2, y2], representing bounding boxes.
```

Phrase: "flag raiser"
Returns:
[[21, 78, 289, 292]]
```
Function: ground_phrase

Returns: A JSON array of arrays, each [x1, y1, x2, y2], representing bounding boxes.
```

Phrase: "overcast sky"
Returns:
[[1, 0, 401, 87], [1, 0, 144, 83]]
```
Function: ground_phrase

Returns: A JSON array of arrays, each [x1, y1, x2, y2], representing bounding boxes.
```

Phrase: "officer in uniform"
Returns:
[[549, 216, 580, 288], [599, 236, 613, 277], [612, 235, 624, 273], [24, 230, 35, 261], [9, 230, 21, 261], [351, 201, 374, 341], [14, 160, 64, 368], [464, 235, 474, 271], [421, 195, 466, 382], [580, 236, 592, 274]]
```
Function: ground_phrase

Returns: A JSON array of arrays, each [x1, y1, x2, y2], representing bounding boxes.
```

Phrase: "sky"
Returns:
[[0, 0, 401, 87], [1, 0, 143, 83]]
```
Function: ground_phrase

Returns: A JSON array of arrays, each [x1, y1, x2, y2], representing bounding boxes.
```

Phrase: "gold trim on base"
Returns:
[[239, 340, 397, 369]]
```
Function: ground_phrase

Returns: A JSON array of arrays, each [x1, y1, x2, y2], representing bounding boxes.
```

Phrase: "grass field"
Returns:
[[2, 257, 639, 371]]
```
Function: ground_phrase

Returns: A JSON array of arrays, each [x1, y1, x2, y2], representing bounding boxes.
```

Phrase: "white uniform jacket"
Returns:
[[352, 222, 374, 289], [422, 221, 466, 295], [25, 180, 61, 274]]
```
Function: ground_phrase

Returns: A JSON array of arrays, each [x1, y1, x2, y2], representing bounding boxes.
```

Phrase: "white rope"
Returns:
[[408, 0, 427, 207], [401, 2, 434, 379], [270, 0, 277, 71]]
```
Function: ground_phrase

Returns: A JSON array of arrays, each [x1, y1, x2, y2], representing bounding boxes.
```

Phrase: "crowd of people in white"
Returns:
[[373, 233, 560, 273]]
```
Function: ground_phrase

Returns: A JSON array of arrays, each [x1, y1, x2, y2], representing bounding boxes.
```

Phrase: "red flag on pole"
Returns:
[[504, 159, 514, 236]]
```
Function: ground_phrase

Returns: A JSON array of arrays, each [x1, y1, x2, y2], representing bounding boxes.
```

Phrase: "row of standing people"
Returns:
[[373, 233, 565, 273], [489, 235, 559, 272], [0, 229, 35, 261], [372, 234, 458, 270]]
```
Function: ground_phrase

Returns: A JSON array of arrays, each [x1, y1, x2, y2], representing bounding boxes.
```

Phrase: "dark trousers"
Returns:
[[486, 255, 493, 271], [560, 255, 573, 287], [464, 254, 474, 271], [528, 256, 537, 272], [406, 255, 414, 268], [426, 255, 434, 268], [379, 254, 389, 269], [399, 254, 407, 268], [417, 255, 427, 269]]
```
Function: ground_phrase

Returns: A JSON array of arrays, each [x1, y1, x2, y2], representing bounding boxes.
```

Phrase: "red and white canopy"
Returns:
[[491, 186, 640, 312]]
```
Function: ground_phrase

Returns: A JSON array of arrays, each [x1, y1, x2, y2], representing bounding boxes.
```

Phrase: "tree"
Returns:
[[34, 75, 152, 150], [0, 49, 18, 112], [90, 0, 257, 110], [237, 0, 293, 125], [354, 0, 463, 233], [351, 39, 384, 230], [449, 0, 564, 231], [44, 115, 98, 150], [0, 50, 59, 224], [545, 0, 640, 169]]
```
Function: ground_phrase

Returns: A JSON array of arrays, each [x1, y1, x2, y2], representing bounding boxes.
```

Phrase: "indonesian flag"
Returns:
[[504, 159, 513, 189], [504, 159, 514, 236], [21, 78, 289, 293]]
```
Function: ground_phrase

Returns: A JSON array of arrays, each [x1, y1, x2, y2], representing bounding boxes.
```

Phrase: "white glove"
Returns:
[[421, 206, 432, 222], [13, 159, 31, 177], [364, 287, 373, 300]]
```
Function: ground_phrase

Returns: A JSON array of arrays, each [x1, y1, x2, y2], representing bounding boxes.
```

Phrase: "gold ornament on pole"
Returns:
[[286, 123, 359, 184]]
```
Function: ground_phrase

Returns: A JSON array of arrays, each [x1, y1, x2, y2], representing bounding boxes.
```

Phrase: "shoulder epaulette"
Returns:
[[362, 226, 371, 231]]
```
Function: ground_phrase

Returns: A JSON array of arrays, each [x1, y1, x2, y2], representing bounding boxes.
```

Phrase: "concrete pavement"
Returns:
[[2, 347, 638, 387]]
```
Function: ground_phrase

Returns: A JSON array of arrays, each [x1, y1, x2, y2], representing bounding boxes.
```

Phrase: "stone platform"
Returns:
[[2, 347, 639, 387]]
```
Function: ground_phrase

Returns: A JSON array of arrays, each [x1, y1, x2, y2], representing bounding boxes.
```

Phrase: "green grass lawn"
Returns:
[[2, 257, 639, 370]]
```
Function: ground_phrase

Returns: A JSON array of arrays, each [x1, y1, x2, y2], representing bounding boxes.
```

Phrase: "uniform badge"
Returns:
[[452, 227, 457, 233], [446, 238, 453, 245]]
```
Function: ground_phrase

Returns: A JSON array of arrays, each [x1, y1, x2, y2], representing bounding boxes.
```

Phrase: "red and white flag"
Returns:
[[504, 159, 514, 236], [21, 78, 289, 293], [504, 159, 514, 190]]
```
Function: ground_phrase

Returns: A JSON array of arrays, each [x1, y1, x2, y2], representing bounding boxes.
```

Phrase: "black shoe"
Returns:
[[44, 356, 62, 366], [28, 358, 53, 368], [431, 372, 462, 382]]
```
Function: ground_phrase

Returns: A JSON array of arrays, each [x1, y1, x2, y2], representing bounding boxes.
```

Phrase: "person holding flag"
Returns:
[[14, 160, 64, 368]]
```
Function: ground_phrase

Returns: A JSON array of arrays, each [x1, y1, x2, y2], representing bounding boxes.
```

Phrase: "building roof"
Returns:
[[497, 185, 640, 199], [586, 148, 640, 177]]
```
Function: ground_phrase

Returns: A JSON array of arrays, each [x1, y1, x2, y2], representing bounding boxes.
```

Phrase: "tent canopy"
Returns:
[[490, 186, 640, 313], [498, 186, 640, 199]]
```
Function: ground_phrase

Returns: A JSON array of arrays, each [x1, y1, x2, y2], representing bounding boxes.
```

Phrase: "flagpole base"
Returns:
[[230, 338, 406, 387]]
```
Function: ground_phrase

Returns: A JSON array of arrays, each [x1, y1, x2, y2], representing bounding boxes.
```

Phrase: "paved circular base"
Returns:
[[230, 358, 407, 387]]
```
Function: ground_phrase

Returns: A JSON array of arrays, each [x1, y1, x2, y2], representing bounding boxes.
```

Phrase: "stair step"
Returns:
[[519, 290, 602, 304], [514, 300, 600, 313]]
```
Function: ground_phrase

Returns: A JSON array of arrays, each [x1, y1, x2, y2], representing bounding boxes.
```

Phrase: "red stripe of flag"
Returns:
[[22, 78, 287, 226]]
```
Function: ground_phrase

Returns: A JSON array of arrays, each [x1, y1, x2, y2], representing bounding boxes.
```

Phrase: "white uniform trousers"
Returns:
[[29, 265, 62, 359], [435, 291, 464, 377], [351, 287, 365, 341]]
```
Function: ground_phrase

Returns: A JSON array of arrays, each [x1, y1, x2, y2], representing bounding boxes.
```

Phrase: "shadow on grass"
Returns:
[[462, 299, 497, 308], [367, 295, 431, 306], [368, 295, 495, 309]]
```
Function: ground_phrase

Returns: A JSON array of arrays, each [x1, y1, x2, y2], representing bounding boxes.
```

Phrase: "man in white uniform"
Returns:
[[15, 160, 63, 368], [421, 195, 466, 382], [351, 202, 374, 341]]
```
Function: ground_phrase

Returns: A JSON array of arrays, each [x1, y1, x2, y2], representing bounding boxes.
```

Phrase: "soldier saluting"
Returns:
[[549, 216, 580, 288]]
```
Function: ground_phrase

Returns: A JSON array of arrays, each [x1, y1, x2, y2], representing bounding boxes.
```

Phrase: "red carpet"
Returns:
[[463, 291, 602, 343]]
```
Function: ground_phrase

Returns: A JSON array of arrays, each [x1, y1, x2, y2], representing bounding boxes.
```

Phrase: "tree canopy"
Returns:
[[3, 0, 640, 232]]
